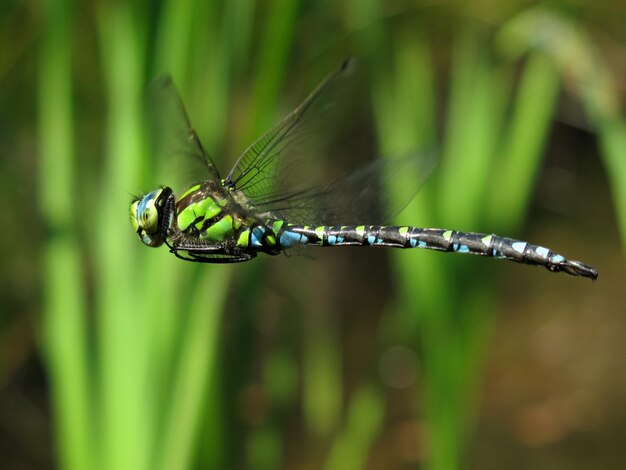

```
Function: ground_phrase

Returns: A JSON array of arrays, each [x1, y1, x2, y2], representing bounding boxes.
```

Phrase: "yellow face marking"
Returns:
[[130, 200, 140, 232]]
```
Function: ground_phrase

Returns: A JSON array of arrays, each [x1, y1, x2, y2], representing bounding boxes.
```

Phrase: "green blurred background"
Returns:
[[2, 0, 625, 468]]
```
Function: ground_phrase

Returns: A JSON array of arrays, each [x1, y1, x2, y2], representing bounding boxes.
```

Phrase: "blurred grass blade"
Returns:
[[158, 269, 231, 470], [490, 35, 561, 228], [491, 52, 560, 229], [323, 385, 384, 470], [498, 8, 626, 244], [439, 27, 510, 227], [245, 0, 299, 139], [38, 1, 92, 468], [247, 424, 283, 470], [96, 3, 149, 469], [154, 0, 204, 81], [303, 303, 342, 436], [598, 123, 626, 244]]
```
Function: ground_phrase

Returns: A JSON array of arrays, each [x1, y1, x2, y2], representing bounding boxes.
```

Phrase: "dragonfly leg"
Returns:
[[173, 250, 255, 263], [168, 237, 256, 263]]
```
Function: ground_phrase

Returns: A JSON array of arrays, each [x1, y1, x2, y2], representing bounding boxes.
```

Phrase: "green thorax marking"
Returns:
[[175, 182, 250, 243], [237, 229, 250, 248], [200, 215, 235, 242], [177, 196, 222, 231], [179, 183, 202, 199]]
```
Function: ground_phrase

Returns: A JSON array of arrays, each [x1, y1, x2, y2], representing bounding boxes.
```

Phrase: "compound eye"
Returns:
[[130, 188, 170, 247], [135, 188, 164, 234], [140, 203, 158, 232]]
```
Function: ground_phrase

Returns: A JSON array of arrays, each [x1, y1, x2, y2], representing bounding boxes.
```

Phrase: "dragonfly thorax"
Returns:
[[130, 187, 174, 247]]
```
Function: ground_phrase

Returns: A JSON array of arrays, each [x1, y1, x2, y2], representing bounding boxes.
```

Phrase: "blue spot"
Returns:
[[327, 235, 337, 245], [458, 245, 470, 253], [453, 243, 459, 251], [301, 235, 309, 244], [410, 238, 418, 247], [512, 242, 527, 254], [368, 235, 376, 245], [336, 236, 344, 244], [251, 227, 265, 247], [536, 246, 549, 258], [280, 230, 302, 248], [418, 241, 427, 248], [551, 254, 565, 263]]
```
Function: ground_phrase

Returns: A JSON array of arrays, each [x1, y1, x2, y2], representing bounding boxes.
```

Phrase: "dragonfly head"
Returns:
[[130, 187, 174, 247]]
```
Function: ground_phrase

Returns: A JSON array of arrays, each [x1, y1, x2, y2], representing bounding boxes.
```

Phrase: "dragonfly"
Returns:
[[130, 61, 598, 280]]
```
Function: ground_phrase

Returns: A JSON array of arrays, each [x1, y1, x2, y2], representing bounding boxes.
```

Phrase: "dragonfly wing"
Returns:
[[148, 76, 221, 188], [223, 59, 354, 201], [250, 152, 437, 226], [222, 60, 435, 226]]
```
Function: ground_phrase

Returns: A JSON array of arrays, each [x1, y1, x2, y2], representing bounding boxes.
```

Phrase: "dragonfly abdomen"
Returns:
[[272, 223, 597, 279]]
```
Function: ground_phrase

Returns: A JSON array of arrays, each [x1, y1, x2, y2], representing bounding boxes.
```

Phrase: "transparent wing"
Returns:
[[223, 59, 353, 200], [250, 152, 437, 226], [148, 76, 221, 188]]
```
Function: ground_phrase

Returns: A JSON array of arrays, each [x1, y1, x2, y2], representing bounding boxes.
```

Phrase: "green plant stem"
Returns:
[[96, 4, 148, 469], [38, 1, 92, 469]]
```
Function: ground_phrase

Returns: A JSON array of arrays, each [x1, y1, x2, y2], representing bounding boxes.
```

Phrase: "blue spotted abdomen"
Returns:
[[269, 222, 597, 279]]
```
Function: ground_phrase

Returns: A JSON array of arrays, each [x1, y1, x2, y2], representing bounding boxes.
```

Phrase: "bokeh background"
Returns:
[[2, 0, 625, 469]]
